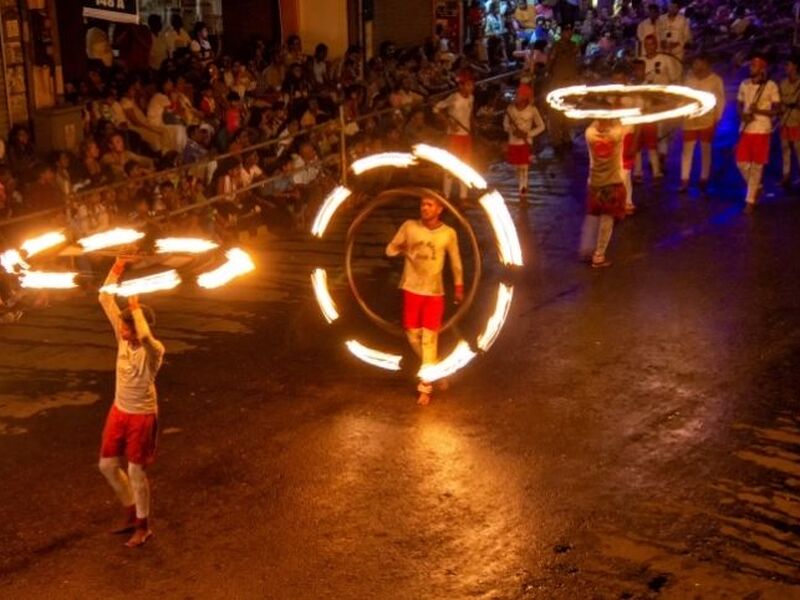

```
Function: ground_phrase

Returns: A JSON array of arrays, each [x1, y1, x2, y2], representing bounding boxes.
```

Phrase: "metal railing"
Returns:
[[0, 69, 524, 243]]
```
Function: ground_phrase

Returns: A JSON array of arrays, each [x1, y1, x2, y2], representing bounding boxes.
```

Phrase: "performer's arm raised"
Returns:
[[98, 258, 127, 338], [128, 295, 165, 361]]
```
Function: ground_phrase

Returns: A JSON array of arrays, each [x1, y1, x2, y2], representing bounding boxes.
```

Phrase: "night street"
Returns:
[[2, 133, 800, 599]]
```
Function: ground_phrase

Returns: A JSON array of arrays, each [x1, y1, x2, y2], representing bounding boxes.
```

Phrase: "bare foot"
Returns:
[[417, 392, 431, 406], [125, 527, 153, 548]]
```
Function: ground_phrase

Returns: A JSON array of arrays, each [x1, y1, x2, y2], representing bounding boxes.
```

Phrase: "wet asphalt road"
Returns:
[[1, 125, 800, 599]]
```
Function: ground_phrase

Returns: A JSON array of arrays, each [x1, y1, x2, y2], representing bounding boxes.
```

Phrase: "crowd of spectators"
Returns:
[[0, 1, 797, 244]]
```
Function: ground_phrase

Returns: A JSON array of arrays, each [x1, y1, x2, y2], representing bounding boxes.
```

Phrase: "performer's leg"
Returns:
[[405, 328, 423, 357], [782, 138, 792, 180], [648, 149, 662, 178], [700, 142, 712, 183], [593, 215, 614, 266], [125, 463, 153, 547], [443, 174, 454, 199], [420, 328, 438, 366], [458, 181, 468, 201], [99, 456, 134, 507], [579, 214, 599, 260], [793, 141, 800, 178], [746, 163, 764, 205], [623, 168, 634, 211], [634, 153, 643, 178], [680, 139, 696, 185]]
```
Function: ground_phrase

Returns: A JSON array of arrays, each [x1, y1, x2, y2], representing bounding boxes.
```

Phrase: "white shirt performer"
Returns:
[[657, 1, 691, 61], [503, 83, 545, 201], [636, 3, 661, 56], [386, 197, 463, 406], [780, 56, 800, 186], [681, 55, 726, 190], [433, 71, 475, 201], [98, 258, 165, 548], [736, 54, 780, 210]]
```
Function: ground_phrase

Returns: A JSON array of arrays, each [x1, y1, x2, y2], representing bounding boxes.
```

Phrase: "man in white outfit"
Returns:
[[680, 55, 725, 191], [433, 72, 475, 202], [386, 197, 464, 405], [657, 1, 691, 61]]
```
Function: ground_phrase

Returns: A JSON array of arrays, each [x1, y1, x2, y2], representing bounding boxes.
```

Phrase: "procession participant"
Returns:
[[433, 71, 476, 202], [547, 22, 580, 154], [657, 0, 691, 62], [779, 55, 800, 186], [386, 197, 464, 406], [503, 83, 545, 202], [98, 258, 165, 548], [680, 54, 725, 191], [640, 35, 681, 177], [636, 3, 661, 57], [737, 53, 780, 211], [583, 118, 626, 268], [611, 66, 638, 215]]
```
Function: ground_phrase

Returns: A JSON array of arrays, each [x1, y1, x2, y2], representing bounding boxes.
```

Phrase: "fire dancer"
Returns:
[[737, 53, 780, 211], [433, 71, 475, 202], [583, 119, 626, 268], [98, 257, 165, 548], [503, 83, 545, 202], [386, 196, 463, 406]]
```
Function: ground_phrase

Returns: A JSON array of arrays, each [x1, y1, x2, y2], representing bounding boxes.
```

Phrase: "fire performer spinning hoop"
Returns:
[[546, 84, 717, 125], [308, 145, 524, 404]]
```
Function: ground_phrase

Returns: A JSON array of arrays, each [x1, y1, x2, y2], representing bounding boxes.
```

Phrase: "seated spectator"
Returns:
[[119, 79, 164, 153], [147, 76, 187, 152], [25, 164, 64, 212], [7, 125, 38, 184], [101, 131, 154, 179]]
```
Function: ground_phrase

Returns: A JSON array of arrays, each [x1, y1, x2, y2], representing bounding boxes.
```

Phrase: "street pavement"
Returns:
[[1, 126, 800, 599]]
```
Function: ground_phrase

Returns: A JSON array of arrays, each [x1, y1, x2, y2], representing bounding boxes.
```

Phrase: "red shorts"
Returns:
[[448, 135, 473, 162], [403, 291, 445, 332], [735, 133, 770, 165], [506, 143, 531, 165], [684, 126, 715, 143], [587, 183, 626, 220], [781, 126, 800, 142], [100, 404, 159, 466], [638, 124, 658, 150]]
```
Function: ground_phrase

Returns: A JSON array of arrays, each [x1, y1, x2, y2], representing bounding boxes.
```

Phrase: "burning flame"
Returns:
[[546, 84, 717, 125], [1, 250, 28, 274], [351, 152, 417, 175], [100, 270, 181, 297], [20, 231, 67, 258], [418, 340, 477, 383], [477, 284, 514, 351], [345, 340, 403, 371], [311, 268, 339, 323], [155, 238, 219, 254], [479, 191, 524, 266], [19, 271, 78, 289], [311, 186, 352, 238], [413, 144, 488, 190], [197, 248, 255, 289], [78, 228, 145, 252]]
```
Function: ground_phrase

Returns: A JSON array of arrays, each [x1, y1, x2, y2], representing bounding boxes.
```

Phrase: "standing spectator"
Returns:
[[86, 19, 113, 68], [148, 15, 169, 71], [284, 35, 305, 67], [548, 22, 581, 153], [190, 21, 215, 65], [636, 3, 661, 56], [310, 44, 330, 88], [514, 0, 538, 42], [7, 125, 37, 183], [657, 0, 691, 61], [164, 14, 191, 57], [114, 22, 152, 73]]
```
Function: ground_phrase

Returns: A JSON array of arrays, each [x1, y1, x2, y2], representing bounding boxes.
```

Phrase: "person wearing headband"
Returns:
[[503, 84, 545, 202], [736, 54, 780, 211]]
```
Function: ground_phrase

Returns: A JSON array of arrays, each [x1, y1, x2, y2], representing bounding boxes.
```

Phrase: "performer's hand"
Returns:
[[454, 285, 464, 304]]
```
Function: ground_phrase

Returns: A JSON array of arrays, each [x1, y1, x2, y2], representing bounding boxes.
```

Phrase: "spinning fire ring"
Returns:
[[308, 144, 524, 382], [546, 84, 717, 125]]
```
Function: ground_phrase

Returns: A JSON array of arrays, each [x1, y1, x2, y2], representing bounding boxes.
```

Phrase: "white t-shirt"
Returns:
[[636, 18, 658, 52], [504, 104, 545, 144], [780, 78, 800, 128], [684, 72, 725, 130], [147, 93, 172, 125], [115, 340, 164, 414], [386, 220, 463, 297], [657, 13, 691, 59], [738, 79, 780, 134], [434, 92, 474, 136], [643, 53, 681, 84]]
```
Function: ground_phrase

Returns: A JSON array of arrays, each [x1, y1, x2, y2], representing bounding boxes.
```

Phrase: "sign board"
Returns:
[[82, 0, 139, 24]]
